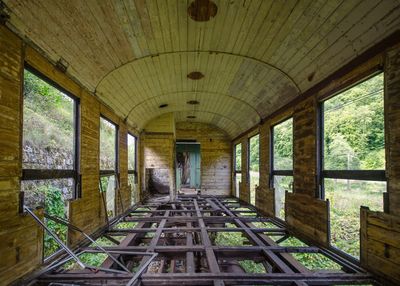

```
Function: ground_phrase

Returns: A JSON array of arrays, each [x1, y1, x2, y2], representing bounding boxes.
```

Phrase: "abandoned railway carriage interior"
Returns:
[[1, 0, 400, 285]]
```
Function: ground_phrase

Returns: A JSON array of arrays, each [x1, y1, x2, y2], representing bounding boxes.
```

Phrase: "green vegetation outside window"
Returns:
[[234, 143, 242, 198], [99, 117, 118, 219], [321, 72, 386, 259], [248, 135, 259, 206], [22, 68, 79, 258], [128, 133, 137, 205], [271, 118, 293, 220]]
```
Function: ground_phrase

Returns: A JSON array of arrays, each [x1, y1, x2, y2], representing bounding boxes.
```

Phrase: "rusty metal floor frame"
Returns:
[[32, 196, 376, 286]]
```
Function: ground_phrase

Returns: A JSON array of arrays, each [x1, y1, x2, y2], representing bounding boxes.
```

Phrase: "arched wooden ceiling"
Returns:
[[4, 0, 400, 138]]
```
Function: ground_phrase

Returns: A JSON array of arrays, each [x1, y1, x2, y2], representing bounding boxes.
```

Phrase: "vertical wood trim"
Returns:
[[360, 206, 368, 267]]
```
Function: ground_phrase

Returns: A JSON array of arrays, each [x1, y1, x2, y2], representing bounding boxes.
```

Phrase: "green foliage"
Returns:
[[213, 228, 341, 272], [128, 134, 136, 170], [100, 118, 117, 170], [274, 175, 293, 219], [235, 144, 242, 170], [99, 176, 112, 193], [273, 118, 293, 170], [251, 221, 278, 229], [325, 179, 385, 258], [39, 185, 68, 257], [249, 135, 259, 172], [100, 175, 116, 217], [279, 237, 342, 270], [24, 70, 71, 112], [238, 260, 266, 273], [24, 69, 117, 169], [322, 73, 385, 258], [91, 236, 117, 247], [23, 70, 74, 151], [64, 253, 108, 270], [324, 73, 385, 170], [249, 171, 259, 205], [79, 253, 108, 267], [114, 222, 138, 229], [214, 232, 251, 246]]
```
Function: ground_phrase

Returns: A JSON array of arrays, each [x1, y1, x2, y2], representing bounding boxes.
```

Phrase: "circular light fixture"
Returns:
[[187, 71, 204, 80], [159, 103, 168, 108], [188, 0, 218, 22], [187, 100, 200, 105], [187, 115, 196, 119]]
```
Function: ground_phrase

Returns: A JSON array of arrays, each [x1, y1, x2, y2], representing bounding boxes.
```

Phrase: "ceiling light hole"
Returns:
[[159, 103, 168, 108], [308, 71, 316, 82], [187, 71, 204, 80], [188, 0, 218, 22], [187, 100, 200, 105]]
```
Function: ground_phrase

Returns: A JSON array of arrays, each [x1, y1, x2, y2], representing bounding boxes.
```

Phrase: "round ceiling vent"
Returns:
[[188, 0, 218, 22], [187, 71, 204, 80], [159, 103, 168, 108], [187, 100, 200, 105]]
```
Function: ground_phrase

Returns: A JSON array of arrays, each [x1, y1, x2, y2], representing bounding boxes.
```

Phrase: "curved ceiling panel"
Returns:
[[128, 94, 257, 138], [174, 111, 238, 138], [5, 0, 400, 136], [126, 91, 260, 132], [96, 52, 299, 137]]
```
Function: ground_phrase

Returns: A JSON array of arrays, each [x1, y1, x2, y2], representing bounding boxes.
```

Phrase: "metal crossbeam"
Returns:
[[33, 196, 376, 286]]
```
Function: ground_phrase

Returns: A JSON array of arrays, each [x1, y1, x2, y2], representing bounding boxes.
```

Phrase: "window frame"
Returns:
[[21, 65, 81, 200], [317, 71, 387, 200], [233, 143, 242, 198], [247, 134, 260, 183], [99, 115, 119, 178], [234, 143, 242, 174], [127, 132, 138, 176], [247, 133, 260, 206], [269, 117, 294, 189], [99, 115, 119, 220]]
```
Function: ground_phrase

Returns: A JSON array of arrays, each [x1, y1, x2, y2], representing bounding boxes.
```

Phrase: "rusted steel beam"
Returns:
[[107, 227, 286, 233], [194, 199, 224, 286], [33, 196, 376, 286]]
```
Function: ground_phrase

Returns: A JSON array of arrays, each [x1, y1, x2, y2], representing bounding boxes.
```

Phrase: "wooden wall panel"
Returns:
[[361, 208, 400, 284], [100, 104, 139, 213], [141, 114, 176, 199], [352, 43, 400, 284], [233, 42, 400, 283], [385, 44, 400, 217], [69, 91, 103, 243], [141, 133, 175, 199], [176, 122, 231, 196], [285, 192, 329, 246], [0, 26, 140, 284], [239, 137, 249, 203], [293, 97, 317, 197], [255, 123, 274, 216], [118, 123, 130, 213], [0, 26, 43, 285]]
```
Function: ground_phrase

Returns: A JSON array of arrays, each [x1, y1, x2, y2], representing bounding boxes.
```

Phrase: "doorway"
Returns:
[[176, 142, 201, 194]]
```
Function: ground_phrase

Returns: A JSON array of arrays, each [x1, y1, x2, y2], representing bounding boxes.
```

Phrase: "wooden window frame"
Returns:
[[99, 115, 119, 177], [127, 132, 138, 182], [317, 71, 387, 200], [21, 65, 81, 202], [233, 143, 242, 174], [269, 117, 294, 189]]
